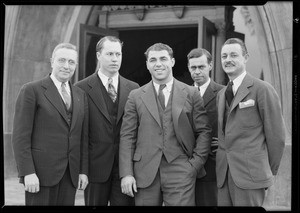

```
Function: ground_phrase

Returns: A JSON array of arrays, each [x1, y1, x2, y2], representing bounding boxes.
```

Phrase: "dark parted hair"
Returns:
[[187, 48, 212, 65], [96, 36, 123, 53], [144, 43, 174, 60], [222, 38, 248, 56]]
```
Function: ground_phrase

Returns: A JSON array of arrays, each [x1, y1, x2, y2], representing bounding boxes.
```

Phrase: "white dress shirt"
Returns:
[[194, 78, 211, 97], [232, 71, 247, 95], [50, 73, 71, 104], [153, 78, 174, 107], [98, 70, 119, 92]]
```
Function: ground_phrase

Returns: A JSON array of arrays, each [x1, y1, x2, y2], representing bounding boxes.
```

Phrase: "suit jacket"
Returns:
[[216, 73, 285, 189], [119, 79, 211, 188], [75, 73, 139, 183], [12, 75, 88, 187], [198, 80, 224, 181]]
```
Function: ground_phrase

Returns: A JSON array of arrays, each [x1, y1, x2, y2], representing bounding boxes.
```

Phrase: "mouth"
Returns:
[[60, 70, 70, 74], [225, 64, 235, 68], [110, 64, 119, 68]]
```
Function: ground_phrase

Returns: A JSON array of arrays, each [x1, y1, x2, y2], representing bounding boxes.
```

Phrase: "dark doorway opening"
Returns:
[[119, 27, 198, 86]]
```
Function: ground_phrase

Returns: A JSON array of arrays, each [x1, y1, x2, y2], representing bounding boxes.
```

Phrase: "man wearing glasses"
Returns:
[[12, 43, 89, 205]]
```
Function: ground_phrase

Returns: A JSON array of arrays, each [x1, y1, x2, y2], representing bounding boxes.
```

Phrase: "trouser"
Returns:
[[84, 159, 134, 206], [135, 154, 197, 206], [25, 166, 76, 206], [218, 168, 266, 206]]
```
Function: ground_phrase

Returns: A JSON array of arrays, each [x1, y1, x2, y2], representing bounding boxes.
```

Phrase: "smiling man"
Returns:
[[12, 43, 89, 205], [216, 38, 286, 206], [119, 43, 211, 206]]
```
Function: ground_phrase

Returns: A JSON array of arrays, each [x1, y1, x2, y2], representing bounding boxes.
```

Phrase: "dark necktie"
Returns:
[[225, 81, 234, 106], [107, 77, 117, 102], [158, 84, 166, 109], [61, 82, 71, 110]]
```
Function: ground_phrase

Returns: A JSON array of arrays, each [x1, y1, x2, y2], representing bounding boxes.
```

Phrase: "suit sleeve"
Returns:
[[189, 89, 212, 171], [11, 84, 36, 177], [119, 90, 138, 178], [80, 92, 89, 175], [258, 83, 285, 175]]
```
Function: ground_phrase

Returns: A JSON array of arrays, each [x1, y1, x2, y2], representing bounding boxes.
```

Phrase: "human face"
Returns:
[[51, 48, 77, 82], [188, 55, 212, 86], [221, 43, 248, 79], [97, 40, 122, 77], [146, 50, 175, 84]]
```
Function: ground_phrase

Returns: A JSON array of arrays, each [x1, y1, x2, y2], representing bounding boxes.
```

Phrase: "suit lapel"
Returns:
[[230, 74, 253, 112], [42, 76, 69, 125], [141, 82, 161, 127], [70, 85, 80, 131], [88, 73, 111, 123], [117, 76, 130, 124], [218, 87, 226, 132], [172, 80, 187, 136], [202, 82, 215, 107]]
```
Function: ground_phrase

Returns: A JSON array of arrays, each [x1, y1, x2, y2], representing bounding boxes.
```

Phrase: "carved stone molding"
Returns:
[[172, 6, 185, 19], [133, 5, 145, 21], [215, 20, 226, 34], [240, 6, 255, 35], [99, 5, 186, 21]]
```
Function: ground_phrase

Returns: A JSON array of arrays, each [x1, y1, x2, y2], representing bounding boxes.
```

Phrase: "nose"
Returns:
[[111, 54, 118, 61], [194, 68, 201, 74], [155, 60, 162, 67], [62, 61, 70, 69]]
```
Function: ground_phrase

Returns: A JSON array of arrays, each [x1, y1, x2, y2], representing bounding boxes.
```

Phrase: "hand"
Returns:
[[78, 174, 88, 190], [121, 175, 137, 197], [24, 173, 40, 193]]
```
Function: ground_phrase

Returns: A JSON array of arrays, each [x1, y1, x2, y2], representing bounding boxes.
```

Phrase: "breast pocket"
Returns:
[[236, 105, 262, 129]]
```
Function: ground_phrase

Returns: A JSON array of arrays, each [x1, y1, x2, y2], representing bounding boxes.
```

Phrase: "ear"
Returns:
[[50, 58, 54, 68], [244, 53, 249, 63], [171, 58, 175, 67], [96, 52, 101, 60], [209, 61, 213, 71]]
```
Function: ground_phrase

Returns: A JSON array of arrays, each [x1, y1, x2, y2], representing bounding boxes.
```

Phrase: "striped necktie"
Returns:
[[107, 77, 117, 102], [61, 82, 71, 109]]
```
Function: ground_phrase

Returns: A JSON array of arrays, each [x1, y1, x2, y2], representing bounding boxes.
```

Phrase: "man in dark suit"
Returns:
[[187, 48, 224, 206], [75, 36, 139, 206], [119, 43, 211, 206], [216, 38, 285, 206], [11, 43, 89, 205]]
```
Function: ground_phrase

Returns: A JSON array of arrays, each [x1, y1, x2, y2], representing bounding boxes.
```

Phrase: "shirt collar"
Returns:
[[232, 71, 246, 95], [50, 73, 70, 93], [97, 70, 119, 90], [153, 78, 174, 94], [195, 78, 210, 97]]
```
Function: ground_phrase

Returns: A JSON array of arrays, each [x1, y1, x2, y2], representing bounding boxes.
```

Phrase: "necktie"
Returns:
[[107, 77, 117, 102], [158, 84, 166, 110], [197, 86, 202, 97], [61, 82, 71, 110], [225, 81, 234, 106]]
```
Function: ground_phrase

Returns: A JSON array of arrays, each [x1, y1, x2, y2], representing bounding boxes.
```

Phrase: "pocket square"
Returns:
[[239, 99, 255, 109]]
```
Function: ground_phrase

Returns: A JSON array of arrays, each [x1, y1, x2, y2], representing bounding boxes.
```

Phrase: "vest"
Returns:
[[155, 85, 185, 163], [99, 78, 119, 140], [61, 95, 72, 127]]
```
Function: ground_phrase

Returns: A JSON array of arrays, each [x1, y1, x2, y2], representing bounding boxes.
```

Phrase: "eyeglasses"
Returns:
[[56, 58, 77, 66]]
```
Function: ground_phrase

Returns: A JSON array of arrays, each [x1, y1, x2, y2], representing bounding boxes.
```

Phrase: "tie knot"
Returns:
[[61, 82, 66, 87], [228, 81, 233, 86], [159, 84, 166, 91], [108, 77, 113, 84]]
